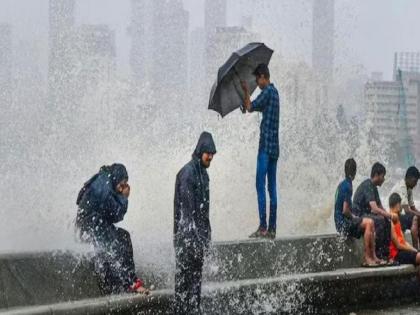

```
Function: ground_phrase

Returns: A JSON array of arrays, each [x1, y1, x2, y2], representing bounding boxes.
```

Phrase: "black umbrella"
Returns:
[[208, 42, 274, 117]]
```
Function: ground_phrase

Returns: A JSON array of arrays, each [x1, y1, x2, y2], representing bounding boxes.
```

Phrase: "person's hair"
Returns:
[[406, 166, 420, 181], [253, 63, 270, 79], [389, 192, 402, 208], [371, 162, 386, 178], [344, 158, 357, 178]]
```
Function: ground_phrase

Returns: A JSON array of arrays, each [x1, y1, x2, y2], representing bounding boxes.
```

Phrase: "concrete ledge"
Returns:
[[203, 265, 420, 314], [3, 265, 418, 314], [2, 289, 172, 315], [0, 234, 362, 310], [0, 251, 101, 310], [206, 234, 362, 282]]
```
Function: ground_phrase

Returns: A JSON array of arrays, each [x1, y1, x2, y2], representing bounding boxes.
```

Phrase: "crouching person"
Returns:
[[334, 158, 383, 267], [174, 132, 216, 315], [389, 192, 420, 273], [75, 163, 149, 295]]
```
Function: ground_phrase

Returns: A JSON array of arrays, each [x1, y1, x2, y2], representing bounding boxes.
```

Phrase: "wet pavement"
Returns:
[[356, 303, 420, 314]]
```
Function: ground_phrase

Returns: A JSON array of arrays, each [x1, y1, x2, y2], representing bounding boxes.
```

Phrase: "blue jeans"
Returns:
[[256, 151, 278, 231]]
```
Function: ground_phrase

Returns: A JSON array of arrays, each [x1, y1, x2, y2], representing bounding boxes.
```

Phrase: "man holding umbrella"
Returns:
[[241, 63, 280, 239]]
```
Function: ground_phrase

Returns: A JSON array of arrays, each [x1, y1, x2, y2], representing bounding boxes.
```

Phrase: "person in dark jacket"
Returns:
[[174, 132, 216, 315], [76, 163, 149, 295]]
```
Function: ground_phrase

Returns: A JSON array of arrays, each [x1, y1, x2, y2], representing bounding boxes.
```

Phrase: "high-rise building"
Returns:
[[393, 52, 420, 80], [151, 0, 188, 94], [365, 81, 413, 139], [312, 0, 334, 80], [48, 0, 76, 107], [129, 0, 154, 84], [0, 24, 12, 107], [129, 0, 188, 97], [78, 25, 116, 59], [204, 0, 227, 42], [188, 28, 205, 95], [364, 72, 420, 163], [204, 0, 227, 87], [74, 24, 116, 96]]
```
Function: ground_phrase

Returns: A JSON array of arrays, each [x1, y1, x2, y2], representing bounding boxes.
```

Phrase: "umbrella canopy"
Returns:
[[208, 42, 274, 117]]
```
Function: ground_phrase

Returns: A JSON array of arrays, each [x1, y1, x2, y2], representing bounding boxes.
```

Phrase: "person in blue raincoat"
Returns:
[[174, 132, 216, 314], [76, 163, 148, 294]]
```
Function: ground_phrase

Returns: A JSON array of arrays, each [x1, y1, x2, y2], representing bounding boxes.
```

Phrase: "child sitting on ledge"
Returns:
[[389, 192, 420, 274]]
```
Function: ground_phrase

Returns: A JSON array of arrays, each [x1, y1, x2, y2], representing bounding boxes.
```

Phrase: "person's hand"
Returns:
[[240, 80, 249, 93], [122, 184, 130, 198], [390, 213, 398, 223], [116, 183, 124, 193]]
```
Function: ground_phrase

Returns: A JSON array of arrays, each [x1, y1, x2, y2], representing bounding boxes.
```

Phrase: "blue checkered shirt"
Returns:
[[251, 83, 280, 159]]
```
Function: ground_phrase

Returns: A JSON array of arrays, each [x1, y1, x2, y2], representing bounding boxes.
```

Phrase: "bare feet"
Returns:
[[362, 258, 382, 267], [364, 258, 378, 265], [374, 258, 387, 266]]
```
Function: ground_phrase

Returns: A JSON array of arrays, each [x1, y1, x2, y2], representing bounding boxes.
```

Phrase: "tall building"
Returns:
[[78, 25, 116, 59], [393, 52, 420, 80], [48, 0, 76, 107], [188, 28, 205, 95], [129, 0, 154, 84], [364, 72, 420, 164], [312, 0, 335, 110], [204, 0, 227, 87], [129, 0, 188, 97], [365, 81, 413, 139], [74, 24, 116, 97], [204, 0, 227, 42], [151, 0, 188, 94], [0, 24, 12, 107], [312, 0, 334, 81]]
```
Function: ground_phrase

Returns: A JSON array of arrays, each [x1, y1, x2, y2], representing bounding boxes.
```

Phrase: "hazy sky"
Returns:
[[0, 0, 419, 79]]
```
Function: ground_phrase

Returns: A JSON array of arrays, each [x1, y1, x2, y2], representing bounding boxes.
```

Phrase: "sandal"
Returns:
[[129, 279, 150, 295], [375, 259, 388, 266], [385, 260, 399, 267], [361, 262, 382, 268]]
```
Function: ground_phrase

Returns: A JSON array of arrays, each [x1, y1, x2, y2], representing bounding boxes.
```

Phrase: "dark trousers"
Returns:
[[174, 244, 204, 315], [93, 227, 137, 294], [364, 214, 391, 259]]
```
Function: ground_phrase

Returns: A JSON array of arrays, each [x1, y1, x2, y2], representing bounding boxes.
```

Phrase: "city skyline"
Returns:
[[0, 1, 419, 79]]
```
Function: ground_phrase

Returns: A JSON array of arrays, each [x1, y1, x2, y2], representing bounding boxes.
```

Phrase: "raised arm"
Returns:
[[107, 192, 128, 223], [249, 87, 269, 112], [240, 81, 252, 111]]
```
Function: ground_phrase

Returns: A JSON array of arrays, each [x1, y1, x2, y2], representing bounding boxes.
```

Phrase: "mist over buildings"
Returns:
[[1, 0, 420, 255]]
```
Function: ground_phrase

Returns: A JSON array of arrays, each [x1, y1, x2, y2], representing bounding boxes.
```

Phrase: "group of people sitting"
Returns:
[[334, 159, 420, 270]]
